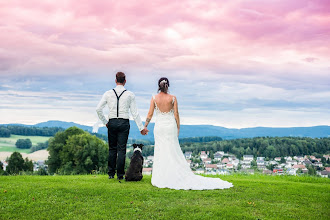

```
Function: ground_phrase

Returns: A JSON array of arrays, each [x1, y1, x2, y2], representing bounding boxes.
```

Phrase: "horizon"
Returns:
[[2, 119, 330, 130], [1, 1, 330, 128]]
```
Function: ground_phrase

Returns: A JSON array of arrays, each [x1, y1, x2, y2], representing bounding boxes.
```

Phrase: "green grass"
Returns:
[[0, 135, 50, 153], [0, 174, 329, 219]]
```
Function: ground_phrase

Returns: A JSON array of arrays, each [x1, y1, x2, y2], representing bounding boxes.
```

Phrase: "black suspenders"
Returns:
[[113, 89, 127, 118]]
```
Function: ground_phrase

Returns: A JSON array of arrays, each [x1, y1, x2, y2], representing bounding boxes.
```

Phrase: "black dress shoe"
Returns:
[[108, 175, 114, 179]]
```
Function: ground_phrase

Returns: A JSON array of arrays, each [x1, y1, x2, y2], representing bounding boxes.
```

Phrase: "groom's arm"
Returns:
[[96, 92, 109, 126], [129, 94, 144, 131]]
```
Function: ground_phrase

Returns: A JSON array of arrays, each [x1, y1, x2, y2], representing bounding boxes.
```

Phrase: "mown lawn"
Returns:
[[0, 174, 329, 219], [0, 135, 50, 153]]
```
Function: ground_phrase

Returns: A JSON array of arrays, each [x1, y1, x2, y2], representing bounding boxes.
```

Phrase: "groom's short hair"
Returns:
[[116, 72, 126, 83]]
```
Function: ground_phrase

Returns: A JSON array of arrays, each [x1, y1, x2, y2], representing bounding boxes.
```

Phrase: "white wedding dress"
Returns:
[[151, 96, 233, 190]]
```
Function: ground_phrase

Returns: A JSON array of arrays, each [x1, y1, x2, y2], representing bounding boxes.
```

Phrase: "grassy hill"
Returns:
[[0, 174, 329, 219], [0, 135, 50, 153]]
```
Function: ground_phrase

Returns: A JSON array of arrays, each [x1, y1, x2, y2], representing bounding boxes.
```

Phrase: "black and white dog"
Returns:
[[125, 144, 144, 181]]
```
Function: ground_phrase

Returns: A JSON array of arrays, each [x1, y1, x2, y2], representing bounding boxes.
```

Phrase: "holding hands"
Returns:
[[140, 127, 149, 135], [141, 117, 151, 136]]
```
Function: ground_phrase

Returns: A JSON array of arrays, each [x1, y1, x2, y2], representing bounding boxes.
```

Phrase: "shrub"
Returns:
[[15, 139, 32, 149]]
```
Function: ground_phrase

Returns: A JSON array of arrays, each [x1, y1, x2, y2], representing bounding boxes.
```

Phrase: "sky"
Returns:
[[0, 0, 329, 128]]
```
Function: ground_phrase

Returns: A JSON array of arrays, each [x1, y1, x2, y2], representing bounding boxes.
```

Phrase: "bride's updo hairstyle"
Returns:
[[158, 77, 169, 93]]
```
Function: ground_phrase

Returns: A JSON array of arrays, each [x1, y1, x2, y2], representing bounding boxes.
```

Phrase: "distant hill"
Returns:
[[27, 120, 330, 140]]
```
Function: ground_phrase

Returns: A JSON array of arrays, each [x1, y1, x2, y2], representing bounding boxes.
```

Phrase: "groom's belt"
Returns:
[[109, 118, 129, 121]]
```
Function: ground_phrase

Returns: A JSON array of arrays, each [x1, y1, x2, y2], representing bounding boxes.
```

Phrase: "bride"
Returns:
[[143, 77, 233, 190]]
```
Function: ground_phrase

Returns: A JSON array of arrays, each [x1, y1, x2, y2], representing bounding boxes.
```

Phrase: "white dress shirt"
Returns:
[[96, 85, 144, 131]]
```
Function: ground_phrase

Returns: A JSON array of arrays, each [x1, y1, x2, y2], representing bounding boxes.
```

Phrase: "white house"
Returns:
[[232, 159, 240, 168], [320, 170, 330, 178], [284, 163, 292, 169], [257, 165, 267, 170], [243, 155, 254, 162], [200, 151, 208, 160], [313, 162, 323, 168], [274, 157, 281, 162], [285, 156, 292, 161], [214, 152, 222, 161], [286, 168, 297, 175], [256, 158, 265, 166], [241, 164, 251, 169], [203, 158, 212, 164], [143, 159, 152, 167], [286, 160, 297, 166], [147, 156, 154, 161], [184, 151, 192, 159]]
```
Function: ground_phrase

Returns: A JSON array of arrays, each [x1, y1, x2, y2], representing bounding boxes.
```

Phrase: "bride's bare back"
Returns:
[[153, 93, 175, 113], [144, 92, 180, 135]]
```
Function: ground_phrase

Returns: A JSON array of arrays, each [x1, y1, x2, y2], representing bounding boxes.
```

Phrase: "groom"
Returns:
[[96, 72, 148, 180]]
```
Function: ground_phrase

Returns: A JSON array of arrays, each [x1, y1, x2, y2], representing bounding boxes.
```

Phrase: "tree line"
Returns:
[[179, 137, 330, 159], [0, 125, 64, 137]]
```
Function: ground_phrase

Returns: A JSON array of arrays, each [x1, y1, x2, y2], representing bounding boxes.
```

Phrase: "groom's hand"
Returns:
[[140, 128, 149, 135]]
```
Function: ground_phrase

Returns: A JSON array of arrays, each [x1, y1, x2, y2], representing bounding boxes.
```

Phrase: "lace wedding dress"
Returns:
[[151, 96, 233, 190]]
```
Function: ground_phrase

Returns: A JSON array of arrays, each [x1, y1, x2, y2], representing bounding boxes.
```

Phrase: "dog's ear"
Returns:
[[133, 144, 137, 148], [139, 144, 144, 150]]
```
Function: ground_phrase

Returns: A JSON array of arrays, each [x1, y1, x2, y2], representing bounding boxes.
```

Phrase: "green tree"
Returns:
[[245, 147, 253, 155], [47, 127, 108, 174], [6, 152, 25, 174], [209, 151, 214, 159], [251, 159, 257, 167], [266, 164, 275, 171], [23, 158, 33, 173], [59, 133, 108, 174], [36, 167, 48, 175], [47, 127, 85, 174], [30, 141, 49, 153], [15, 139, 32, 149], [307, 165, 316, 176]]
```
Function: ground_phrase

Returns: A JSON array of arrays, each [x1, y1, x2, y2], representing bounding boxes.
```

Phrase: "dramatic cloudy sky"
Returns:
[[0, 0, 329, 128]]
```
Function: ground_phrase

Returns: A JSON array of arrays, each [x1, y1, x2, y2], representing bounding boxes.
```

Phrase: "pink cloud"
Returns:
[[0, 0, 329, 78]]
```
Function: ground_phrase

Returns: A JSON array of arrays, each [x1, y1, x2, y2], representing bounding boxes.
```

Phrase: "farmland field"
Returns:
[[0, 135, 50, 153]]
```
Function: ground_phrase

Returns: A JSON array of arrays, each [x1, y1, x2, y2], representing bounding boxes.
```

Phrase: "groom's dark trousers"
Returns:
[[107, 118, 130, 178]]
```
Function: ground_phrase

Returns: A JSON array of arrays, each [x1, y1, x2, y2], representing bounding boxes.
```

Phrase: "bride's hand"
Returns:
[[177, 128, 180, 137]]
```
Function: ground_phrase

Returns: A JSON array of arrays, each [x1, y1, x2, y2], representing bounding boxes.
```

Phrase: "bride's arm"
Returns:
[[173, 96, 180, 135], [144, 97, 155, 128]]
